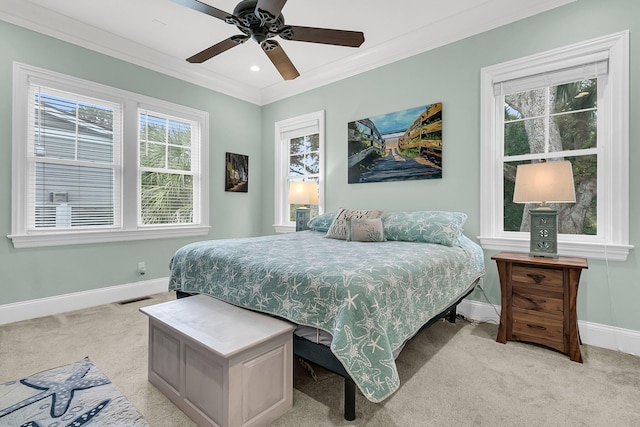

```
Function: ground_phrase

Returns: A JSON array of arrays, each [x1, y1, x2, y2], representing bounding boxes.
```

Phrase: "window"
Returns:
[[479, 32, 631, 260], [138, 110, 200, 226], [29, 86, 122, 230], [10, 63, 209, 248], [274, 111, 325, 233]]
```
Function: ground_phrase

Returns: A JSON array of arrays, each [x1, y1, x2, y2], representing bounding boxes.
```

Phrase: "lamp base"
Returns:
[[295, 207, 310, 231], [529, 209, 558, 258]]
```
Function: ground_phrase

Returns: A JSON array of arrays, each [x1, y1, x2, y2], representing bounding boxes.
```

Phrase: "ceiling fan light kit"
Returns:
[[173, 0, 365, 80]]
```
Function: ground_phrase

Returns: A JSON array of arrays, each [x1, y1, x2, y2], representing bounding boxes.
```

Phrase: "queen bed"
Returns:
[[168, 210, 485, 419]]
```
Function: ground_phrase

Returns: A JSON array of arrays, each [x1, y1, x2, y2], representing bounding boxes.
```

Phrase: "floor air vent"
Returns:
[[117, 296, 152, 305]]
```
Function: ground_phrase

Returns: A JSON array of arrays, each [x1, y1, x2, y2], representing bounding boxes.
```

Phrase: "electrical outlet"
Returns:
[[137, 262, 146, 275]]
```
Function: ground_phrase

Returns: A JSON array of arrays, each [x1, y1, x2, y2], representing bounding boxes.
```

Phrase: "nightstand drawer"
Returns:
[[511, 265, 563, 290], [512, 307, 563, 345], [512, 285, 563, 313]]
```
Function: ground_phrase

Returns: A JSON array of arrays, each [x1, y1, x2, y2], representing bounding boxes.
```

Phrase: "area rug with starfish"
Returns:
[[0, 357, 149, 426]]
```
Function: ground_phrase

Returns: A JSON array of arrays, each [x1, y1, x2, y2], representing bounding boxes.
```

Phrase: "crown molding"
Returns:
[[0, 0, 263, 104], [259, 0, 577, 104], [1, 0, 575, 106]]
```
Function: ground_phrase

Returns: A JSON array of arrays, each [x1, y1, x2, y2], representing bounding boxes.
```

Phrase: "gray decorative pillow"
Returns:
[[325, 207, 383, 240], [307, 211, 337, 232], [382, 211, 468, 246], [346, 217, 385, 242]]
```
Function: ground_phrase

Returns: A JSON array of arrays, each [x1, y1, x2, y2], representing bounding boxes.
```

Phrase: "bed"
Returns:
[[168, 210, 485, 419]]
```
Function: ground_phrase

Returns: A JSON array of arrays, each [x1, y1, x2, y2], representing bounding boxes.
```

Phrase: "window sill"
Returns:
[[8, 225, 211, 248], [478, 236, 633, 261], [273, 224, 296, 234]]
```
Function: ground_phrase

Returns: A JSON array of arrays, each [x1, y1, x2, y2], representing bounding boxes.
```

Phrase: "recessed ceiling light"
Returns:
[[250, 65, 260, 72]]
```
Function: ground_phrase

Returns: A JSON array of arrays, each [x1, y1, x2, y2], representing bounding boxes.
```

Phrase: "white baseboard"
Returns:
[[2, 284, 638, 358], [577, 320, 640, 357], [458, 299, 640, 357], [0, 277, 170, 325], [458, 298, 501, 325]]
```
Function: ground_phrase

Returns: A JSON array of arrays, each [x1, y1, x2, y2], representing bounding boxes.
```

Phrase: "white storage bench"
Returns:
[[139, 294, 295, 427]]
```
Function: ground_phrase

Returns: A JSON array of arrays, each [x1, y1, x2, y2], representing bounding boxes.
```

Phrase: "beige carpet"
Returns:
[[1, 292, 639, 426]]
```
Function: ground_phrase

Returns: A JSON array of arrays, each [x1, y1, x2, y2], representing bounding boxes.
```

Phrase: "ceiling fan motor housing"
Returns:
[[227, 0, 285, 43]]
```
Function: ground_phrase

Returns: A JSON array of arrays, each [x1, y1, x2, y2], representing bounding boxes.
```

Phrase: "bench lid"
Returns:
[[140, 295, 294, 358]]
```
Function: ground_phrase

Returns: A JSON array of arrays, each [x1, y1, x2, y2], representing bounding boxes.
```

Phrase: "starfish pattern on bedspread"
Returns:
[[169, 231, 485, 402]]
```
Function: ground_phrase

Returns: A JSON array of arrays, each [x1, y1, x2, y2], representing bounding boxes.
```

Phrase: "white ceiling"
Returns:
[[0, 0, 574, 105]]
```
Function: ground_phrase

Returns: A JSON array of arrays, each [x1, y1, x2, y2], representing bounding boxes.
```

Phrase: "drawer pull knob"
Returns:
[[527, 324, 546, 331], [527, 273, 546, 284], [525, 297, 546, 305]]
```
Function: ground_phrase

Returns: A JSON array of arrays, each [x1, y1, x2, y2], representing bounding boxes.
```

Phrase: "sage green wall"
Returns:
[[260, 0, 640, 332], [0, 21, 262, 305], [2, 0, 639, 335]]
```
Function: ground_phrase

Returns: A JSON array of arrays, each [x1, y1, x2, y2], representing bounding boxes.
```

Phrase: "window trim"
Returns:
[[478, 31, 632, 261], [9, 62, 210, 248], [273, 110, 325, 233]]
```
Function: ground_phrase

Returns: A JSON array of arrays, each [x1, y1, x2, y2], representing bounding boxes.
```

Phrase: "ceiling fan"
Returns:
[[172, 0, 365, 80]]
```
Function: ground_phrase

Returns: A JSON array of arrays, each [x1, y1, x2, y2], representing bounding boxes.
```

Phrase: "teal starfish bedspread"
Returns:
[[168, 231, 485, 402]]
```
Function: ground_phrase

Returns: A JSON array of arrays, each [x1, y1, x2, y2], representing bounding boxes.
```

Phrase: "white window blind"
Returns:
[[281, 124, 318, 141], [27, 84, 122, 230], [494, 58, 609, 96]]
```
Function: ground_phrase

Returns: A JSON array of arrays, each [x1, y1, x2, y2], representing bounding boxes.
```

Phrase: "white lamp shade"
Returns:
[[513, 161, 576, 204], [288, 181, 319, 205]]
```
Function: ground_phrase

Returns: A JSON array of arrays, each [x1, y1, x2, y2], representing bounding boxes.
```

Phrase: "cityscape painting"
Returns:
[[347, 103, 443, 183]]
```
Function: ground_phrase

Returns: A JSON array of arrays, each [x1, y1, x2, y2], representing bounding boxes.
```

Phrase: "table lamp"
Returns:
[[513, 160, 576, 258], [288, 181, 319, 231]]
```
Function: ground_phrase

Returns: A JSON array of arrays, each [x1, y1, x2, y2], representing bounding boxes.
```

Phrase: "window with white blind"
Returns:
[[478, 32, 631, 260], [28, 86, 122, 230], [10, 63, 209, 248], [273, 111, 325, 233]]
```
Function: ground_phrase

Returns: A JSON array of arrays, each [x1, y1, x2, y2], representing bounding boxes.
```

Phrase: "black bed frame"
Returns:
[[177, 281, 477, 421]]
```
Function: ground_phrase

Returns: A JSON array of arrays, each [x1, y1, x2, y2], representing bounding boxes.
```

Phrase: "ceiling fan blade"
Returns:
[[171, 0, 233, 21], [255, 0, 288, 24], [261, 40, 299, 80], [282, 26, 365, 47], [187, 36, 249, 63]]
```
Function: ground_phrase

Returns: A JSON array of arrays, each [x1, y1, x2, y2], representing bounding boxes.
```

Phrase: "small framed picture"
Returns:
[[225, 152, 248, 193]]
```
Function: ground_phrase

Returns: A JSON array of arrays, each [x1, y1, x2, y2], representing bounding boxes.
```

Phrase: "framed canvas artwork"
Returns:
[[347, 103, 443, 183], [225, 152, 248, 193]]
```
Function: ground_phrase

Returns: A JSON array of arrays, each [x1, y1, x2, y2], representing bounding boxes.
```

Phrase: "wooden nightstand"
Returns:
[[492, 252, 588, 362]]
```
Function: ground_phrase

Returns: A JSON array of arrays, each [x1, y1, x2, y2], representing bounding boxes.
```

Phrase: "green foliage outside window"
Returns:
[[139, 113, 194, 225], [503, 79, 597, 235]]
